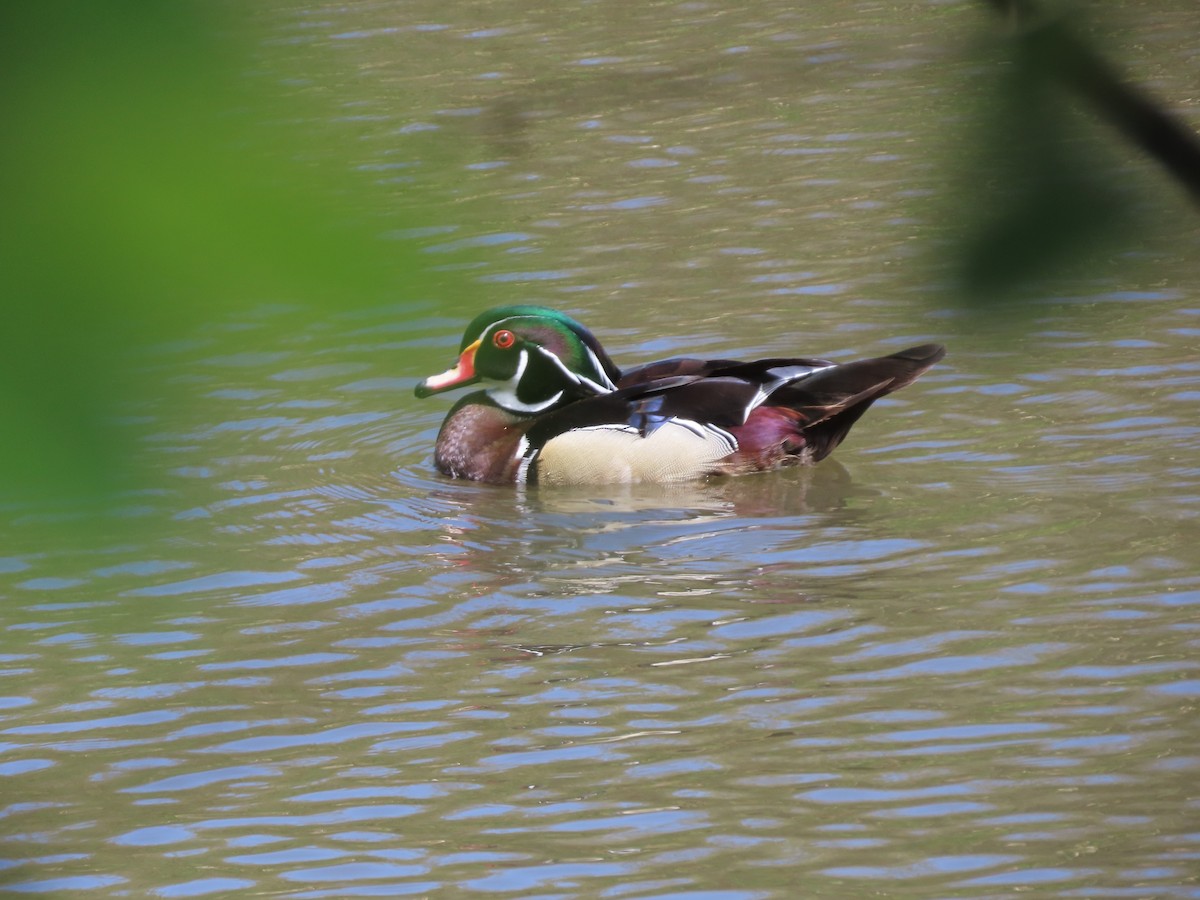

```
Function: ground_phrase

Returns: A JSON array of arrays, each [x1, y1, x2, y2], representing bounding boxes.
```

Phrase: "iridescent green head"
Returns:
[[415, 306, 621, 414]]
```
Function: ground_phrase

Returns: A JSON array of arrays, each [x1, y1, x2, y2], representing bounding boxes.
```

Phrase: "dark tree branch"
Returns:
[[983, 0, 1200, 203]]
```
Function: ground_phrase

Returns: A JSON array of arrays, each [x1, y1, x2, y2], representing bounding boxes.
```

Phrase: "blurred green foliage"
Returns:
[[0, 2, 471, 510], [947, 6, 1199, 303], [953, 28, 1125, 299], [3, 1, 1193, 515]]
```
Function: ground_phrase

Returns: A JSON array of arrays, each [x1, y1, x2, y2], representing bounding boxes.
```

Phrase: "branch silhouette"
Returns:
[[983, 0, 1200, 202]]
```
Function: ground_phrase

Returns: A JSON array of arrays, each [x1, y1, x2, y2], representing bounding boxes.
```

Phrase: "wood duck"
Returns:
[[415, 305, 945, 485]]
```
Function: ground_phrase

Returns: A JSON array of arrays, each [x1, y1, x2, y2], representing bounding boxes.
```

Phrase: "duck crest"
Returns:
[[416, 306, 945, 485]]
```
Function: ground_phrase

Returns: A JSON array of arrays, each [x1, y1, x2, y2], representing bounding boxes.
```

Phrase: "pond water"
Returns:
[[3, 1, 1200, 897]]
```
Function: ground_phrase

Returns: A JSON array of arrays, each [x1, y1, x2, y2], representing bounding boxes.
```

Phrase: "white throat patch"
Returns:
[[486, 349, 565, 414]]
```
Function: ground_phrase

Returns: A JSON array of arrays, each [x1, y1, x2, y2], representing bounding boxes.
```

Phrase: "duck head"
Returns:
[[415, 306, 621, 414]]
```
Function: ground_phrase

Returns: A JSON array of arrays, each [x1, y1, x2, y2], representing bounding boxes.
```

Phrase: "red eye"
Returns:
[[492, 329, 516, 350]]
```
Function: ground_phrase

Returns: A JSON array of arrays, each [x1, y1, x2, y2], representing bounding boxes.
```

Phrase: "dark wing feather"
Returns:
[[772, 345, 944, 408], [698, 357, 837, 381], [618, 357, 742, 387], [627, 377, 766, 435], [618, 356, 835, 388], [765, 343, 946, 461], [523, 374, 760, 449]]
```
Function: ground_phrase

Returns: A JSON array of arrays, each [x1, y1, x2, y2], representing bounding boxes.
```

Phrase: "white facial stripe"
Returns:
[[532, 345, 611, 396], [498, 390, 565, 414], [478, 316, 613, 413], [487, 349, 565, 413], [578, 374, 611, 394], [490, 314, 614, 391], [533, 345, 576, 383], [583, 345, 618, 391]]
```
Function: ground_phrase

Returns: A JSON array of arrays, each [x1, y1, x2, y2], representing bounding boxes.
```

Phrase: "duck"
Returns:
[[415, 305, 945, 485]]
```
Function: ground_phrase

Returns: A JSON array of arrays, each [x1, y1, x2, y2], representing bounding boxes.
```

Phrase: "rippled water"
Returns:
[[4, 1, 1200, 897]]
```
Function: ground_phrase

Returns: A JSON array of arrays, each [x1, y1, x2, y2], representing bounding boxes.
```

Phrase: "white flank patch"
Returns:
[[535, 420, 737, 485]]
